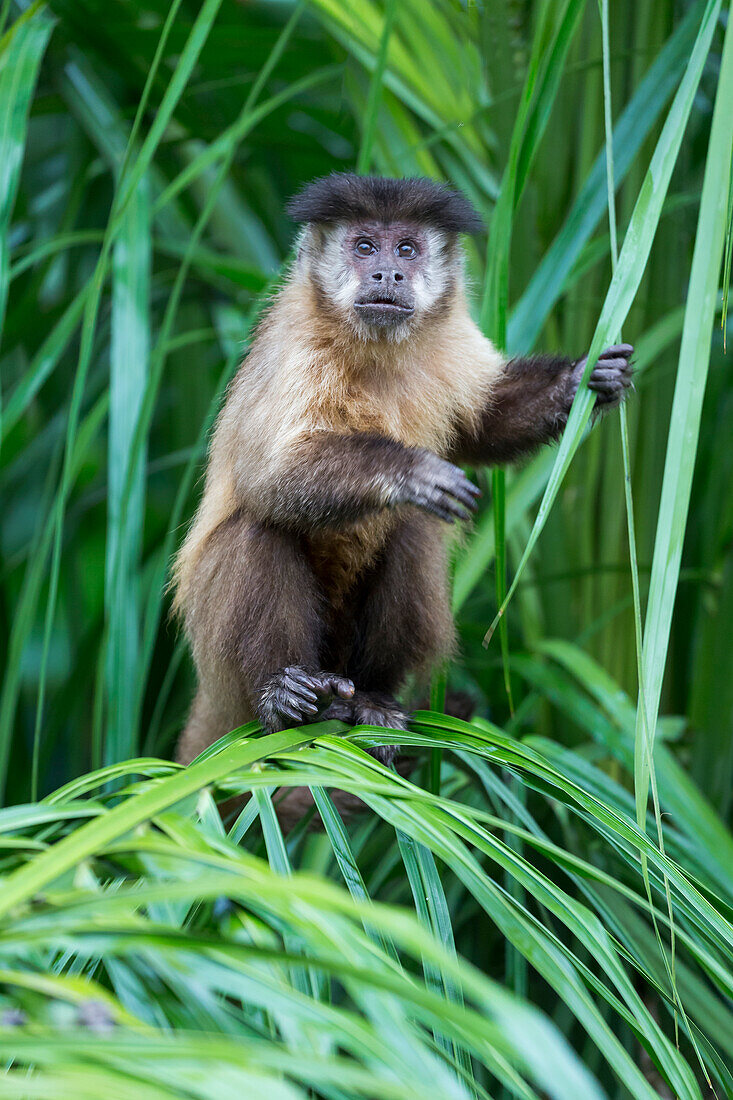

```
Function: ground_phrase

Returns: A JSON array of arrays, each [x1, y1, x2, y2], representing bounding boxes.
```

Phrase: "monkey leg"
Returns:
[[350, 514, 455, 692], [177, 687, 239, 766], [176, 515, 378, 829], [176, 515, 351, 755], [322, 513, 455, 764]]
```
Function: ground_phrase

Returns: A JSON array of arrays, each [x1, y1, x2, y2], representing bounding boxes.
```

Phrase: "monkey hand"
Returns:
[[257, 666, 355, 732], [394, 450, 480, 524], [573, 344, 634, 408]]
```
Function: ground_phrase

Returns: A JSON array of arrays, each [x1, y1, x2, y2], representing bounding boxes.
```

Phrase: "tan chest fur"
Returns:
[[271, 293, 498, 605]]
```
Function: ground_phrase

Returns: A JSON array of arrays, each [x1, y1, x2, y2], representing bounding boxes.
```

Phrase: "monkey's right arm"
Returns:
[[450, 344, 633, 466], [247, 431, 480, 529]]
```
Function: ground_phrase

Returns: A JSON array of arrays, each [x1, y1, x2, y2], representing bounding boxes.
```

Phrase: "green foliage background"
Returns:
[[0, 0, 732, 1096]]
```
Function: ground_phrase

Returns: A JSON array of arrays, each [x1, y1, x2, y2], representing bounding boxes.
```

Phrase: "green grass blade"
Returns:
[[599, 0, 691, 1062], [484, 0, 722, 646], [397, 830, 474, 1090], [34, 0, 225, 777], [356, 0, 398, 173], [313, 785, 398, 960], [479, 0, 584, 713], [104, 177, 151, 763], [508, 0, 706, 354], [0, 6, 53, 371], [635, 8, 733, 831]]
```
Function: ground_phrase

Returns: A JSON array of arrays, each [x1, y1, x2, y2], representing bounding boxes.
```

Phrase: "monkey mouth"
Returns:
[[354, 296, 415, 324]]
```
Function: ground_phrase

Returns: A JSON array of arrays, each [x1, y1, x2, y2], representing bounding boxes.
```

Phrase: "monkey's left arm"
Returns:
[[450, 344, 633, 466]]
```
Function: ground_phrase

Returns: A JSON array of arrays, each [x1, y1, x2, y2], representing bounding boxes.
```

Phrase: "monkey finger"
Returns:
[[333, 676, 355, 699], [426, 485, 470, 515], [440, 478, 480, 510], [440, 489, 475, 518], [312, 673, 355, 699], [282, 688, 319, 714], [282, 674, 318, 704], [286, 667, 324, 693], [589, 370, 631, 389], [419, 497, 457, 523], [599, 343, 633, 359], [279, 683, 318, 712], [427, 493, 471, 523], [408, 481, 463, 521], [427, 456, 478, 490], [277, 703, 307, 725], [593, 383, 627, 402], [450, 466, 482, 497], [588, 375, 621, 391], [589, 375, 632, 394], [322, 675, 355, 699], [591, 359, 630, 375], [282, 686, 319, 710], [282, 665, 311, 683]]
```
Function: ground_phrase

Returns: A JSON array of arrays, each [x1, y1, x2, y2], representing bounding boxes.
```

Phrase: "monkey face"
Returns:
[[306, 220, 458, 342], [348, 222, 423, 328]]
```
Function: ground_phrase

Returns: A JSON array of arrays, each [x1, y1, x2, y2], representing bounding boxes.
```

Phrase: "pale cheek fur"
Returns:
[[413, 229, 450, 312], [313, 227, 360, 314], [331, 267, 361, 313], [413, 269, 442, 312]]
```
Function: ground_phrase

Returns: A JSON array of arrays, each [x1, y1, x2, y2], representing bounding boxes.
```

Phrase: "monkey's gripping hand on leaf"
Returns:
[[571, 344, 634, 408], [258, 666, 355, 733], [450, 344, 634, 467]]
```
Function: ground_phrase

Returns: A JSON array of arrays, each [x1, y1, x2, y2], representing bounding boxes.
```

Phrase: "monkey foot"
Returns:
[[257, 666, 354, 733], [321, 690, 408, 765]]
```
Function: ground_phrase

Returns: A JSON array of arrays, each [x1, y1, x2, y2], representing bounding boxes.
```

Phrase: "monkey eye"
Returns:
[[354, 238, 378, 256], [396, 239, 418, 259]]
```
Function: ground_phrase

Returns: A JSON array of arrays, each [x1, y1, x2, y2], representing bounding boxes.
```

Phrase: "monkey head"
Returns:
[[288, 173, 483, 342]]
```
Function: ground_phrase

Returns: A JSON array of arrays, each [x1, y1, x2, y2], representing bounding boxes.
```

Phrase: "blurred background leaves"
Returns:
[[0, 0, 732, 1096]]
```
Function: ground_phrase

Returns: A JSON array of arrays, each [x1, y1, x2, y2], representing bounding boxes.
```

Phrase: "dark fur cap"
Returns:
[[287, 173, 483, 235]]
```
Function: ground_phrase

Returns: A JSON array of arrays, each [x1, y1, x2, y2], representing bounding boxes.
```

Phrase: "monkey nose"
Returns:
[[371, 270, 405, 283]]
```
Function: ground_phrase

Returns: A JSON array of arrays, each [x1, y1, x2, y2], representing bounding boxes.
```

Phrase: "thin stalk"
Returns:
[[599, 0, 685, 1057], [356, 0, 398, 173]]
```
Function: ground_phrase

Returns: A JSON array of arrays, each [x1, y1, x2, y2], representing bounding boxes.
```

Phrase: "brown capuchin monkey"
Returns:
[[172, 174, 632, 808]]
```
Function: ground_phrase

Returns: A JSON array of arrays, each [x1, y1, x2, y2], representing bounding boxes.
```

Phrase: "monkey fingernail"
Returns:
[[279, 706, 304, 724]]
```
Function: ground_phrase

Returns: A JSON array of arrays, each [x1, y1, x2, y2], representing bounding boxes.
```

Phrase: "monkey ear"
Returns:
[[294, 224, 330, 266]]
